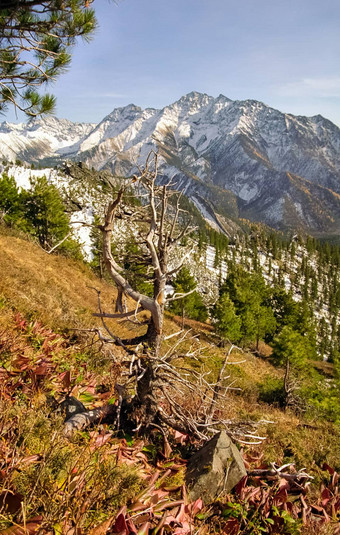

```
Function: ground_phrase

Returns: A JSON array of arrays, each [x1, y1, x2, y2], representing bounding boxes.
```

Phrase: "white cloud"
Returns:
[[276, 77, 340, 98]]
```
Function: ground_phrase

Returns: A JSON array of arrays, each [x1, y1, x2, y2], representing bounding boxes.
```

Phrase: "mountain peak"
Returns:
[[168, 91, 214, 116], [180, 90, 208, 99], [102, 103, 142, 123], [216, 93, 232, 102]]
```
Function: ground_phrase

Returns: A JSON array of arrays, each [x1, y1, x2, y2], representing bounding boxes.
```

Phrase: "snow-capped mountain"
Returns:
[[1, 92, 340, 235], [0, 116, 95, 163]]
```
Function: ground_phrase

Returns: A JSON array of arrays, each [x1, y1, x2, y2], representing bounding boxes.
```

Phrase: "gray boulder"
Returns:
[[185, 431, 246, 503]]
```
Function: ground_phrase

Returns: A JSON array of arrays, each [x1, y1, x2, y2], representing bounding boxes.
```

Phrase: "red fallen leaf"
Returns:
[[154, 499, 184, 513], [173, 431, 189, 444], [277, 478, 290, 491], [12, 356, 29, 371], [273, 488, 288, 505], [153, 469, 172, 488], [135, 452, 149, 462], [89, 431, 112, 449], [163, 435, 172, 459], [244, 486, 262, 504], [88, 517, 114, 535], [173, 522, 191, 535], [14, 314, 27, 330], [223, 518, 240, 534], [234, 475, 248, 496], [126, 518, 137, 533], [59, 370, 71, 389], [161, 514, 178, 527], [119, 458, 138, 467], [34, 363, 49, 376], [174, 503, 190, 524], [148, 489, 170, 503], [98, 392, 112, 401], [111, 508, 128, 534], [0, 491, 22, 514], [132, 515, 150, 527], [323, 463, 335, 475], [137, 471, 161, 499], [321, 487, 331, 506], [285, 501, 297, 516], [185, 497, 203, 517], [128, 501, 147, 513]]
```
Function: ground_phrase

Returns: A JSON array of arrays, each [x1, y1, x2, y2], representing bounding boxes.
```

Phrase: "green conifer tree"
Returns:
[[22, 175, 70, 249], [0, 1, 98, 116], [0, 172, 23, 226], [169, 266, 207, 325], [272, 326, 309, 371], [211, 293, 241, 343]]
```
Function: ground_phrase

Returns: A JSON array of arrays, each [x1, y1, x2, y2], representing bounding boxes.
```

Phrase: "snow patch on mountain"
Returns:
[[1, 92, 340, 234], [191, 196, 221, 232]]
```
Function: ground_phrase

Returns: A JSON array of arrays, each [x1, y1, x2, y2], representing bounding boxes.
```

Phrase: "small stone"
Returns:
[[185, 431, 246, 503]]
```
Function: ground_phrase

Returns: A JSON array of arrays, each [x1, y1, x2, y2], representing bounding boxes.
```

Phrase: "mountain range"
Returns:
[[1, 91, 340, 237]]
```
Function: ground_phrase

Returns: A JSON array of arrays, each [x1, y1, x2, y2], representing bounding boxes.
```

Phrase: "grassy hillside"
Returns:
[[0, 227, 117, 331], [0, 228, 339, 534]]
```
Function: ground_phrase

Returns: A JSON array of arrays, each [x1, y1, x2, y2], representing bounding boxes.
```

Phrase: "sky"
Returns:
[[4, 0, 340, 125]]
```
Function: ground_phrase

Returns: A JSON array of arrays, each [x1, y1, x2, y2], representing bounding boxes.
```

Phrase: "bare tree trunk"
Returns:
[[97, 152, 197, 430]]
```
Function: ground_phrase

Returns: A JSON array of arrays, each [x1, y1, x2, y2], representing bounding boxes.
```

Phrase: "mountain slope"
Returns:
[[1, 91, 340, 235], [0, 116, 94, 163]]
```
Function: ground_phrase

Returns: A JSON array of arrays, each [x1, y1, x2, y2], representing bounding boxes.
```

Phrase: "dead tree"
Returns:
[[97, 151, 197, 427], [283, 359, 306, 413], [65, 152, 267, 444]]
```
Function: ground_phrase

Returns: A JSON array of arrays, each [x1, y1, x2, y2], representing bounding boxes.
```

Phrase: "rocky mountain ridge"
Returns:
[[1, 91, 340, 236]]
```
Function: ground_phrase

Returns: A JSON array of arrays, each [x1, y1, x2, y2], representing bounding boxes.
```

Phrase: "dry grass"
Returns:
[[0, 228, 148, 342], [1, 228, 339, 533], [0, 230, 111, 329]]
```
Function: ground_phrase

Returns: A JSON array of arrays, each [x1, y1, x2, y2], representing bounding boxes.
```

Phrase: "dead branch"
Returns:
[[78, 152, 270, 445], [93, 307, 144, 320], [46, 232, 72, 254], [166, 288, 196, 302], [63, 405, 117, 439], [206, 344, 238, 422], [248, 463, 314, 483]]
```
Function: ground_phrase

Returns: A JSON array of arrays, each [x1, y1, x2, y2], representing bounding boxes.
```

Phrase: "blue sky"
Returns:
[[6, 0, 340, 125]]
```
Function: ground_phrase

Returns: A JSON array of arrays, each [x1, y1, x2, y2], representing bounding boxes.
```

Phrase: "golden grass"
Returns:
[[0, 228, 148, 342], [1, 227, 339, 480]]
